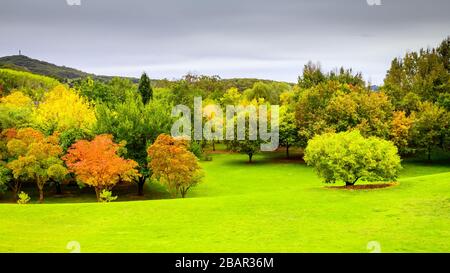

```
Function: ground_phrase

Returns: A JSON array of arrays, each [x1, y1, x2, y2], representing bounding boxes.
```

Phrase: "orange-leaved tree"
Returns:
[[6, 128, 66, 202], [63, 134, 140, 201], [147, 134, 203, 198]]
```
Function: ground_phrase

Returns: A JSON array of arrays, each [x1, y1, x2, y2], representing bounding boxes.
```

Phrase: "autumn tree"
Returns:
[[6, 128, 66, 202], [390, 111, 415, 154], [63, 134, 140, 201], [147, 134, 203, 198], [95, 91, 172, 195], [32, 85, 96, 134], [0, 91, 34, 130], [304, 130, 401, 186]]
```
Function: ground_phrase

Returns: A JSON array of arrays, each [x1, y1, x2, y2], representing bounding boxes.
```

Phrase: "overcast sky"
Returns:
[[0, 0, 449, 84]]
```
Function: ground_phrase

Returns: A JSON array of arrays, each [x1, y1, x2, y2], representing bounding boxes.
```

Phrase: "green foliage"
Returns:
[[0, 164, 11, 194], [279, 105, 300, 157], [74, 77, 136, 105], [295, 82, 393, 146], [138, 72, 153, 104], [17, 191, 30, 204], [95, 91, 172, 194], [244, 82, 284, 104], [59, 128, 94, 152], [220, 87, 241, 106], [188, 140, 203, 158], [411, 102, 449, 160], [383, 38, 450, 113], [304, 130, 402, 186], [298, 62, 364, 89], [99, 189, 118, 203], [0, 68, 59, 100], [226, 120, 261, 163]]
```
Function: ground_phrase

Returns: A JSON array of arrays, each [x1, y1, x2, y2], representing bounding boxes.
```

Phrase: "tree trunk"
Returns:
[[137, 176, 145, 196], [286, 145, 290, 158], [12, 180, 21, 201], [55, 182, 62, 195], [212, 140, 216, 151], [428, 146, 432, 161], [345, 177, 359, 187], [180, 186, 190, 198], [95, 188, 100, 202], [38, 188, 44, 203], [248, 153, 253, 163]]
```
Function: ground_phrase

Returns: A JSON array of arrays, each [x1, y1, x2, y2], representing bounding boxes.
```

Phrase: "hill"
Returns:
[[0, 55, 293, 88], [0, 55, 94, 81]]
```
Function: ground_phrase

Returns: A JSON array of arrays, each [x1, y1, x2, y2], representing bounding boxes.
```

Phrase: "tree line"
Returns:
[[0, 37, 449, 200]]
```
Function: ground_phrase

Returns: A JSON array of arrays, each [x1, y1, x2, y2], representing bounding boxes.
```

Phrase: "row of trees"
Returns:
[[0, 37, 449, 194], [0, 73, 203, 201], [0, 126, 201, 202]]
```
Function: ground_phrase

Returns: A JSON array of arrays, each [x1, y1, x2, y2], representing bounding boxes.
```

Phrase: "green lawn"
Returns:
[[0, 151, 449, 253]]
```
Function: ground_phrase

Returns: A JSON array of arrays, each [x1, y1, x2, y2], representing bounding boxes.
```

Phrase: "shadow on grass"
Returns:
[[219, 151, 306, 167], [0, 181, 173, 204]]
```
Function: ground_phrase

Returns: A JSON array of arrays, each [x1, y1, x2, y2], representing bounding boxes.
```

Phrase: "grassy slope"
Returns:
[[0, 152, 449, 253]]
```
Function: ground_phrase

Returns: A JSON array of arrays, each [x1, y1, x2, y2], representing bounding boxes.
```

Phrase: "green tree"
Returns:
[[295, 82, 393, 146], [138, 72, 153, 104], [0, 164, 11, 196], [383, 38, 450, 112], [304, 130, 401, 186], [95, 91, 172, 195], [244, 82, 278, 104], [411, 102, 449, 160], [279, 105, 299, 158]]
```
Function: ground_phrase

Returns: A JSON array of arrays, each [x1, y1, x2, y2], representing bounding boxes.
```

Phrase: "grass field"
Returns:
[[0, 150, 449, 253]]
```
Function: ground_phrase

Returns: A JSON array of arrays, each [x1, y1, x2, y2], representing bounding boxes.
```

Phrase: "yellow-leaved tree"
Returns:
[[147, 134, 203, 198], [33, 85, 96, 134], [0, 91, 34, 129]]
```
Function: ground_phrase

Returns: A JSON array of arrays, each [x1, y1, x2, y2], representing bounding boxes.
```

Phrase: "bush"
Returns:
[[99, 189, 118, 203], [189, 140, 203, 158], [17, 191, 31, 204], [304, 130, 402, 186]]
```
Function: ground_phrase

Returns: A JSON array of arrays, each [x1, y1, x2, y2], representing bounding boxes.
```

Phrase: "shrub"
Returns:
[[304, 130, 402, 186], [99, 190, 118, 203], [17, 191, 31, 204]]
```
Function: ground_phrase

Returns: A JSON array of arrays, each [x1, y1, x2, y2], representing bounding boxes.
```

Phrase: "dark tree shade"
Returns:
[[138, 72, 153, 104]]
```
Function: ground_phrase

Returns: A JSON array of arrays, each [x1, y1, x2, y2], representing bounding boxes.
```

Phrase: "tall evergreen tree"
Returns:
[[138, 72, 153, 104]]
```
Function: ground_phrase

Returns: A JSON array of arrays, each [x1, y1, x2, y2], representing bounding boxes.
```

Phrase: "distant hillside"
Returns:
[[0, 55, 294, 87], [0, 55, 94, 81]]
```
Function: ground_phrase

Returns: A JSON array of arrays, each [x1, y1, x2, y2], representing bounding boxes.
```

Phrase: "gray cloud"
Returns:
[[1, 0, 449, 84]]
